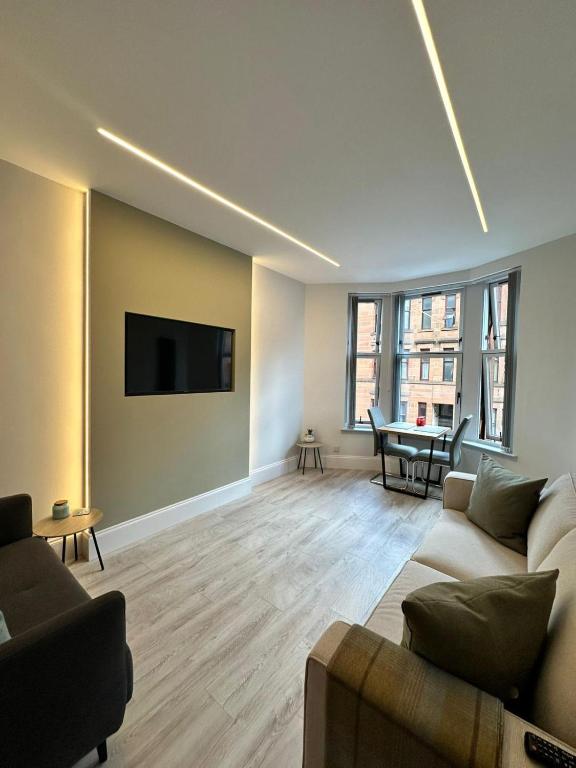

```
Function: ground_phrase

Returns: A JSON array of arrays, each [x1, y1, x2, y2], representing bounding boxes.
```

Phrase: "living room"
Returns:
[[1, 2, 575, 767]]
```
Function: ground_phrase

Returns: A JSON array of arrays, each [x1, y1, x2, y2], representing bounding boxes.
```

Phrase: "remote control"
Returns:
[[524, 731, 576, 767]]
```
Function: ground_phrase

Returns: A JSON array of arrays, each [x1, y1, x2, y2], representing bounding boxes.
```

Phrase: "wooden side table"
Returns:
[[296, 441, 324, 475], [33, 508, 105, 571]]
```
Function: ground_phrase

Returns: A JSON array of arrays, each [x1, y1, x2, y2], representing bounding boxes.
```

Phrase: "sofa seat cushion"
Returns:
[[413, 508, 527, 580], [528, 474, 576, 571], [530, 528, 576, 748], [0, 538, 89, 636], [365, 560, 455, 644]]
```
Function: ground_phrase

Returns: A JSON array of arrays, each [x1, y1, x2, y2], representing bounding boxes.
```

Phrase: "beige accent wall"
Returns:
[[250, 264, 305, 471], [90, 192, 251, 528], [0, 159, 84, 519]]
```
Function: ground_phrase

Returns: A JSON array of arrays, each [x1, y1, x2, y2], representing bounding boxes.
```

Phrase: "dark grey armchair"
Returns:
[[0, 494, 132, 767]]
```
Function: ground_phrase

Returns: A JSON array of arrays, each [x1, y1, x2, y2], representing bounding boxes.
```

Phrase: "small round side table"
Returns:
[[296, 441, 324, 475], [33, 508, 105, 571]]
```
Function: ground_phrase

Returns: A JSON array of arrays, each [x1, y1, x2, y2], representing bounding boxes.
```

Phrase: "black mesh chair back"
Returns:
[[368, 407, 386, 456], [449, 415, 473, 469]]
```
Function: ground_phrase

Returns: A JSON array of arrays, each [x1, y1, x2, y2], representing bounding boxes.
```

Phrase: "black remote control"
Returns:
[[525, 731, 576, 767]]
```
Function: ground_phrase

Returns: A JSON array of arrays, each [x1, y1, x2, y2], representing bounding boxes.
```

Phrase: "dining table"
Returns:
[[376, 421, 451, 499]]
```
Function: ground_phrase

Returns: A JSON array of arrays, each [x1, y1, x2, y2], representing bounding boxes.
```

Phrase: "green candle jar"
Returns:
[[52, 499, 70, 519]]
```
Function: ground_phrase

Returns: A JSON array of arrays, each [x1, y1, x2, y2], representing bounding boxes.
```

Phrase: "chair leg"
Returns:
[[97, 741, 108, 763]]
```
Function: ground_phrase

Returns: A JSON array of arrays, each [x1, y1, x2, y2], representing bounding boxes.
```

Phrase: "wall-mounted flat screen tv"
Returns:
[[125, 312, 234, 396]]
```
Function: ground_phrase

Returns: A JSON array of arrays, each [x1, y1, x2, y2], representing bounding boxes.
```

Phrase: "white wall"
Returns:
[[250, 264, 305, 480], [303, 234, 576, 481], [0, 159, 84, 518]]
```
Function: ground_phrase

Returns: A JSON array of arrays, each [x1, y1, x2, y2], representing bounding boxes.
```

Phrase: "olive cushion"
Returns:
[[401, 570, 559, 701]]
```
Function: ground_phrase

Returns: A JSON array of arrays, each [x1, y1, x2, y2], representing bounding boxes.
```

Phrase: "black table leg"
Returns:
[[61, 536, 66, 563], [302, 448, 307, 475], [314, 449, 317, 468], [74, 532, 78, 561], [297, 447, 303, 469], [380, 435, 388, 489], [91, 527, 105, 571], [317, 448, 324, 474], [424, 440, 435, 499]]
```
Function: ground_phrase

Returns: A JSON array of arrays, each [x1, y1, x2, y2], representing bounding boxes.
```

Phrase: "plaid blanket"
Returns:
[[325, 624, 503, 768]]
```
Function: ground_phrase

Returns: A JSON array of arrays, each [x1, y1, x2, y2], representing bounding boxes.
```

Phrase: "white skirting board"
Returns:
[[250, 455, 299, 486], [86, 475, 251, 561]]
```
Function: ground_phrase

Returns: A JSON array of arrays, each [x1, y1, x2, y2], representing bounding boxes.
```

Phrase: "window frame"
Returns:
[[420, 356, 430, 381], [444, 293, 457, 329], [392, 290, 464, 432], [443, 357, 455, 382], [478, 273, 519, 450], [345, 294, 384, 427]]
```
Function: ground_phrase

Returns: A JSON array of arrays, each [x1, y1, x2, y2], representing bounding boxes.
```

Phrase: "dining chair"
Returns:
[[412, 414, 473, 487], [367, 407, 418, 489]]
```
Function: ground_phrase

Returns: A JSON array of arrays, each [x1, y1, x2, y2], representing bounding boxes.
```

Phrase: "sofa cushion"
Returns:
[[413, 507, 527, 580], [528, 474, 576, 571], [0, 538, 89, 635], [530, 528, 576, 748], [365, 560, 455, 644], [401, 570, 558, 701], [466, 454, 547, 555]]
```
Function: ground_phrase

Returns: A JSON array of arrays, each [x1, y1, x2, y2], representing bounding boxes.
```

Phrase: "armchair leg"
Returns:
[[97, 741, 108, 763]]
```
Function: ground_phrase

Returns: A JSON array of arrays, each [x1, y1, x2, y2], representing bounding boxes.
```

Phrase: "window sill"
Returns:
[[341, 425, 372, 433], [462, 439, 517, 459]]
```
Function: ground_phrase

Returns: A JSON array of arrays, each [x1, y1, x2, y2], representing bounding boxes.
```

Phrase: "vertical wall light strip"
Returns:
[[83, 190, 91, 508], [411, 0, 489, 233]]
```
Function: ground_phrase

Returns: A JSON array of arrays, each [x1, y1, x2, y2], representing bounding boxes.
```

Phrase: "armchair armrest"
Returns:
[[0, 493, 32, 547], [303, 622, 502, 768], [0, 591, 130, 768], [443, 471, 476, 511]]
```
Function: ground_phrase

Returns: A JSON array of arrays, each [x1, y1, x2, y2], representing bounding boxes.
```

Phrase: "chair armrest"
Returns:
[[303, 622, 502, 768], [0, 494, 32, 547], [0, 591, 130, 768], [443, 471, 476, 511]]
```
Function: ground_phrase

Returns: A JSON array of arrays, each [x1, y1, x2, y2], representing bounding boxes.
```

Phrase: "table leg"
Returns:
[[74, 532, 78, 561], [61, 536, 66, 563], [302, 448, 307, 475], [297, 447, 303, 469], [380, 435, 388, 489], [424, 440, 435, 499], [314, 449, 317, 468], [91, 527, 105, 571], [317, 448, 324, 474]]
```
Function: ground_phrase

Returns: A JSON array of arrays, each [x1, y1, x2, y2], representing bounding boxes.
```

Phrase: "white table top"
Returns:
[[377, 421, 451, 441]]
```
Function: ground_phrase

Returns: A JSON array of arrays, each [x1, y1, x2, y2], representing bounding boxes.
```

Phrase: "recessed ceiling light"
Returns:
[[411, 0, 488, 233], [97, 128, 340, 267]]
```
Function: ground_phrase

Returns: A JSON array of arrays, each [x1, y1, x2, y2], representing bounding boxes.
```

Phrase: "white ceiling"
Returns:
[[1, 0, 575, 284]]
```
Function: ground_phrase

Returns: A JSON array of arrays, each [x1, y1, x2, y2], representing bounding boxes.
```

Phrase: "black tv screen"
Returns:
[[125, 312, 234, 396]]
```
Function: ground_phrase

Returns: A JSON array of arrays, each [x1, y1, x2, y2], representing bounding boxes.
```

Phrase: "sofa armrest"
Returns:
[[0, 494, 32, 548], [443, 471, 476, 511], [0, 591, 130, 768], [303, 622, 502, 768]]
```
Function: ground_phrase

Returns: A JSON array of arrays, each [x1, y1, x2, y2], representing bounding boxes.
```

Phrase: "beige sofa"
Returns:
[[303, 471, 576, 766]]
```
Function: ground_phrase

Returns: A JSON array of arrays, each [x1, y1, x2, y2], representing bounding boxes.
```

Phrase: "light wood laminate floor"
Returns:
[[72, 469, 440, 768]]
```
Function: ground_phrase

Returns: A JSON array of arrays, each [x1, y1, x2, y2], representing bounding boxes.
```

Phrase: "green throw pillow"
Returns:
[[401, 570, 558, 700], [466, 454, 547, 554], [0, 611, 11, 644]]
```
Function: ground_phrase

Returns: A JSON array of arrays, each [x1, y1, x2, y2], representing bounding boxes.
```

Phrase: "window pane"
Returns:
[[480, 353, 506, 441], [418, 402, 427, 418], [421, 296, 432, 329], [403, 299, 411, 330], [357, 300, 380, 353], [401, 358, 408, 380], [399, 355, 459, 428], [402, 292, 461, 353], [485, 281, 508, 351], [355, 356, 378, 423], [443, 357, 454, 381], [399, 400, 407, 420], [420, 357, 430, 380]]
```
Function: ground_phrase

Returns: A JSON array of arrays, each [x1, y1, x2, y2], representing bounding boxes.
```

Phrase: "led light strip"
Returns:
[[97, 128, 340, 267], [412, 0, 488, 233]]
